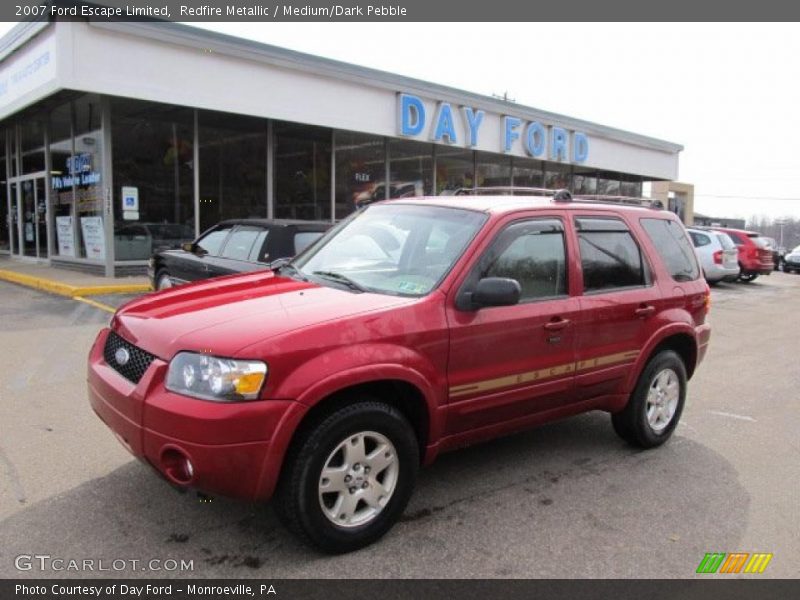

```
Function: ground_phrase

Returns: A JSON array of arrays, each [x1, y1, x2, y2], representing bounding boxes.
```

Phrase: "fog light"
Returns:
[[161, 448, 194, 485]]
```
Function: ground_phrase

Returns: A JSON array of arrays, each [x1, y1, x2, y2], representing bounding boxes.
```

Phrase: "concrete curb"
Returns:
[[0, 269, 152, 298]]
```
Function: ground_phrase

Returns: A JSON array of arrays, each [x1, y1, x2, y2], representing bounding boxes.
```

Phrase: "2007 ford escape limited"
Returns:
[[88, 190, 711, 553]]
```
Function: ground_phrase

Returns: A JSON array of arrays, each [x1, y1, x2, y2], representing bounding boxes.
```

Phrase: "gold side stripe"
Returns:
[[449, 350, 639, 398]]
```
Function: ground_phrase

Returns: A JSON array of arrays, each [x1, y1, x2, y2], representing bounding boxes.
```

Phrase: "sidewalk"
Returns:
[[0, 257, 152, 297]]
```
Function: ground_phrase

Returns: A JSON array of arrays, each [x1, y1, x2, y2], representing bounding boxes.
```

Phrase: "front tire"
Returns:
[[611, 350, 687, 448], [275, 400, 419, 553]]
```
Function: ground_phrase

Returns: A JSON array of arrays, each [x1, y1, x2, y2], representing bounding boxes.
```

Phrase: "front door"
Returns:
[[445, 216, 579, 435], [20, 177, 48, 258]]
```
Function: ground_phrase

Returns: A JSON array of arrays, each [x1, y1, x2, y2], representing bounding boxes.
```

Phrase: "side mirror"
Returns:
[[181, 242, 196, 253], [469, 277, 521, 309]]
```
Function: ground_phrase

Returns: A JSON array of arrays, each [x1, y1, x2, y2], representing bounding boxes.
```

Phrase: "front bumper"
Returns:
[[87, 329, 299, 501]]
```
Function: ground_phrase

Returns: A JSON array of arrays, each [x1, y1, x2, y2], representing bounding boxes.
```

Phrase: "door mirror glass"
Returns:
[[182, 241, 197, 254], [471, 277, 521, 309]]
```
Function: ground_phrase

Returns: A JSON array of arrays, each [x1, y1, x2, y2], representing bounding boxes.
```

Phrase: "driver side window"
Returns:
[[481, 219, 567, 302]]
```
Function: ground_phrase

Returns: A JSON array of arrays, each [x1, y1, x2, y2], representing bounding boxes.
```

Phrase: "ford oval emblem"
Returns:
[[115, 347, 131, 366]]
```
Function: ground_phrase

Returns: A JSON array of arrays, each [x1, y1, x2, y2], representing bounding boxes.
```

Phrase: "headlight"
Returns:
[[165, 352, 267, 402]]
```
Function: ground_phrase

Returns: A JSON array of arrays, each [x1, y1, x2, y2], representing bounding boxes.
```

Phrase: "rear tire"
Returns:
[[275, 399, 419, 553], [611, 350, 687, 448]]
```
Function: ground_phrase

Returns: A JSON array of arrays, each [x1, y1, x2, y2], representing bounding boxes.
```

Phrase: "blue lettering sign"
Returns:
[[573, 132, 589, 162], [399, 93, 426, 137], [525, 122, 546, 157], [462, 107, 484, 147], [503, 116, 522, 153], [550, 127, 568, 161], [433, 102, 457, 144]]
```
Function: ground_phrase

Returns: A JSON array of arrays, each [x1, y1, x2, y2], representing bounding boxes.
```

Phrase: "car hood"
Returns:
[[112, 270, 414, 360]]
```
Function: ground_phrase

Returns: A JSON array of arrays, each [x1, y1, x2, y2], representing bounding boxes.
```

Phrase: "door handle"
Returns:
[[544, 317, 571, 331], [635, 304, 656, 318]]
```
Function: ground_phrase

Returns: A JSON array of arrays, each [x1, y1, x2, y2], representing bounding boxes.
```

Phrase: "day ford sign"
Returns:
[[397, 93, 589, 163]]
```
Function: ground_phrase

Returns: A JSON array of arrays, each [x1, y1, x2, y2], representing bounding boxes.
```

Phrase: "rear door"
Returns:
[[572, 214, 662, 400]]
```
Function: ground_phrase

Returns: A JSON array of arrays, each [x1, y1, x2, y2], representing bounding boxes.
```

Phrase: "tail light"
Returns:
[[747, 245, 758, 259], [713, 250, 723, 264]]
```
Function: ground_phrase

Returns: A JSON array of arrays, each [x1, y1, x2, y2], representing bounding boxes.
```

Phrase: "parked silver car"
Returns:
[[784, 245, 800, 273], [687, 228, 740, 283]]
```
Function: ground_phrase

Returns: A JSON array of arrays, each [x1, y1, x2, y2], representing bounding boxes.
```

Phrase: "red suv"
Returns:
[[712, 227, 774, 282], [88, 192, 711, 553]]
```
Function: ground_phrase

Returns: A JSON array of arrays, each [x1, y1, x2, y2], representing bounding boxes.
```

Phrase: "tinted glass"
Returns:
[[726, 231, 743, 244], [294, 231, 323, 254], [484, 220, 567, 301], [641, 218, 700, 282], [196, 226, 232, 256], [220, 227, 264, 261], [689, 231, 711, 247], [576, 217, 645, 292]]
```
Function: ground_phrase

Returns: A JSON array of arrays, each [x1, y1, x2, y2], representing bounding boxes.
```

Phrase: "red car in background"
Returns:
[[712, 227, 774, 282]]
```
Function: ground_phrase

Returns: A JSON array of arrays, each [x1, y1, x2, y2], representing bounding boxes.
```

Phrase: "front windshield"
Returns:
[[293, 204, 487, 296]]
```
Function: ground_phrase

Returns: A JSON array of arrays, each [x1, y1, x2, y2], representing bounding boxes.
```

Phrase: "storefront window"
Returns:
[[476, 152, 511, 188], [20, 118, 45, 174], [436, 148, 474, 194], [572, 168, 597, 196], [71, 95, 105, 260], [49, 101, 75, 257], [512, 157, 544, 188], [112, 99, 194, 261], [597, 172, 621, 196], [620, 176, 643, 198], [544, 162, 571, 190], [0, 128, 8, 252], [198, 111, 267, 231], [388, 139, 432, 199], [274, 122, 331, 221], [335, 131, 385, 219]]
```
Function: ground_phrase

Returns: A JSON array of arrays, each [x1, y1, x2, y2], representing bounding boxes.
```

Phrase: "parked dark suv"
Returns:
[[92, 190, 710, 553], [148, 219, 330, 290]]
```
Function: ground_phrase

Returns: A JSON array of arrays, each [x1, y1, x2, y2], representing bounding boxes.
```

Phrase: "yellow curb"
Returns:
[[0, 269, 151, 297], [73, 296, 118, 314]]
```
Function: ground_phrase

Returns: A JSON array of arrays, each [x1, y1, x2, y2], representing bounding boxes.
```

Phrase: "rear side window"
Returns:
[[689, 231, 711, 247], [196, 226, 232, 256], [576, 217, 646, 292], [640, 218, 700, 282], [482, 219, 567, 301], [294, 231, 324, 254], [716, 232, 735, 250]]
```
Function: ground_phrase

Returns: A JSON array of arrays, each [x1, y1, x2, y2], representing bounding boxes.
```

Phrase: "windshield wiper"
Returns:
[[312, 270, 366, 293]]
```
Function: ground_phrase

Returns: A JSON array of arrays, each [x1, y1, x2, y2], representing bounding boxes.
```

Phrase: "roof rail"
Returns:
[[454, 186, 560, 197], [572, 194, 664, 209]]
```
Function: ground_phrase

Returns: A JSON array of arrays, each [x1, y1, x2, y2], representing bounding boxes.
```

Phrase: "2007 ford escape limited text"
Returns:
[[88, 190, 711, 553]]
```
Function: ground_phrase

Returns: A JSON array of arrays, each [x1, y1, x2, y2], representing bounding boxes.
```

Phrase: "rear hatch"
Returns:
[[751, 235, 776, 267], [716, 232, 739, 269]]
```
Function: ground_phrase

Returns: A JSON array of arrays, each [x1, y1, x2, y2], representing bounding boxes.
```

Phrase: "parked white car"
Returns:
[[784, 245, 800, 273], [686, 228, 740, 283]]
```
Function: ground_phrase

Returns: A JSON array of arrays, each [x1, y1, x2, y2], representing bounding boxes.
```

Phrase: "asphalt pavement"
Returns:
[[0, 274, 798, 578]]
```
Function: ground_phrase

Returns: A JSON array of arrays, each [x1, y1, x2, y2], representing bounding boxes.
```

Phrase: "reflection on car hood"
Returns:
[[112, 270, 413, 360]]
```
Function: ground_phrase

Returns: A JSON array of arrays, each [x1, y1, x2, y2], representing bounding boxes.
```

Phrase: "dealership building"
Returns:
[[0, 18, 686, 277]]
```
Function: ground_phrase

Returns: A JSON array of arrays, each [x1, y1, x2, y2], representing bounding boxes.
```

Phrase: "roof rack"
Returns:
[[454, 186, 560, 197], [572, 194, 664, 209], [451, 186, 664, 209]]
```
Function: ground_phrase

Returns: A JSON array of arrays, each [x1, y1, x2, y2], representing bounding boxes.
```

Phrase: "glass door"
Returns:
[[20, 177, 48, 258]]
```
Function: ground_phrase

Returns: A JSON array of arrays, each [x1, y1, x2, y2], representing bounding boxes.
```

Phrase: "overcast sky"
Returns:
[[2, 21, 799, 220]]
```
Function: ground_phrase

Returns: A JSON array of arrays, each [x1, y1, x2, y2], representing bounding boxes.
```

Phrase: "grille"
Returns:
[[103, 331, 155, 384]]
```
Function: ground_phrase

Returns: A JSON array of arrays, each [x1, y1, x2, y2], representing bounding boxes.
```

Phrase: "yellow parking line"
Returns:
[[73, 296, 117, 314]]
